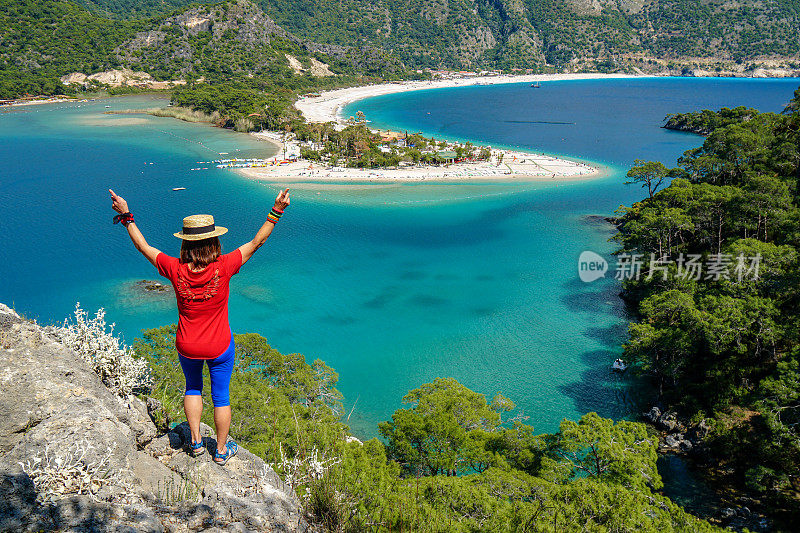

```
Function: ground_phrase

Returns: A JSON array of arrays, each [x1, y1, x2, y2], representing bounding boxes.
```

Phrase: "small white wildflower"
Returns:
[[268, 442, 340, 499], [19, 440, 125, 504], [46, 303, 152, 396]]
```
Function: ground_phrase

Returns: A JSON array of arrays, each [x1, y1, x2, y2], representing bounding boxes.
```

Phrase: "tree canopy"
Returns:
[[135, 327, 724, 532], [615, 86, 800, 518]]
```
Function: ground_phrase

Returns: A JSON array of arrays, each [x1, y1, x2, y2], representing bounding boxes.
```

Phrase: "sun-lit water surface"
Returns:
[[1, 79, 797, 440]]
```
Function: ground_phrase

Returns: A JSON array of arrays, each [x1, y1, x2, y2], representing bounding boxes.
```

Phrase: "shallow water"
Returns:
[[2, 80, 798, 441]]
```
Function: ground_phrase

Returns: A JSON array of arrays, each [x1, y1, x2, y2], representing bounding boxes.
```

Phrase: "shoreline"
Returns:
[[294, 73, 651, 125], [1, 96, 79, 108], [236, 167, 602, 183], [285, 74, 648, 182], [240, 131, 601, 183], [106, 96, 601, 183], [260, 74, 628, 183], [236, 168, 602, 184], [2, 92, 173, 109]]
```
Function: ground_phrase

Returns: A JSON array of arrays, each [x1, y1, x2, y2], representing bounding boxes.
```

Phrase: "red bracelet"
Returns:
[[113, 212, 134, 227]]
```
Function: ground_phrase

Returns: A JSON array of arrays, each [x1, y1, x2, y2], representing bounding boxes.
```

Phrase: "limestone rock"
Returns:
[[686, 419, 711, 444], [146, 422, 302, 531], [643, 406, 661, 424], [0, 305, 305, 532], [88, 69, 153, 86], [59, 70, 186, 90], [285, 54, 306, 75], [0, 463, 40, 532], [656, 411, 681, 432], [60, 72, 88, 85], [147, 397, 172, 433], [309, 58, 334, 77], [135, 280, 172, 294], [663, 434, 682, 449]]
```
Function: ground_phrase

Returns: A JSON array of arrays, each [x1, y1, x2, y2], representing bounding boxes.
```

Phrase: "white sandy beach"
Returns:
[[294, 73, 648, 125], [237, 160, 598, 183], [240, 134, 598, 183], [237, 74, 624, 183], [2, 97, 78, 108], [8, 75, 624, 182]]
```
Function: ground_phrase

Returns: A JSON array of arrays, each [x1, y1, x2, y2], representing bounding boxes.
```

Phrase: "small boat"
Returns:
[[612, 359, 627, 372], [531, 82, 541, 88], [105, 105, 111, 108], [172, 187, 186, 191]]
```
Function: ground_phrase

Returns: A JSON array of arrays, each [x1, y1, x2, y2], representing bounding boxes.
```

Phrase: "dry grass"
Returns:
[[109, 106, 220, 124], [19, 440, 121, 503], [148, 106, 220, 124], [156, 468, 201, 505]]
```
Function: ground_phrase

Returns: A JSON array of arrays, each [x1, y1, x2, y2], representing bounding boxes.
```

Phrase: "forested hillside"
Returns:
[[259, 0, 800, 69], [75, 0, 213, 18], [615, 88, 800, 525], [0, 0, 408, 101], [2, 0, 799, 100], [78, 0, 800, 69], [0, 0, 141, 97], [10, 0, 799, 77], [135, 326, 726, 532], [116, 0, 405, 80]]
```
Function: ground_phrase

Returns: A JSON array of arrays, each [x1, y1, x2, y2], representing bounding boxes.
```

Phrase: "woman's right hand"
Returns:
[[274, 188, 290, 211], [109, 189, 129, 214]]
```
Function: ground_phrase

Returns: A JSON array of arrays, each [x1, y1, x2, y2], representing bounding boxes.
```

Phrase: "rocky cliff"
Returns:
[[255, 0, 800, 70], [0, 303, 307, 533], [111, 0, 404, 79]]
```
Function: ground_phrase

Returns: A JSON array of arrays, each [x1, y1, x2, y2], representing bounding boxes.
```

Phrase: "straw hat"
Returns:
[[173, 214, 228, 240]]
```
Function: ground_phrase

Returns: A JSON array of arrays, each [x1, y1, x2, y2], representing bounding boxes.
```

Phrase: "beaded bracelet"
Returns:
[[267, 207, 283, 224], [113, 212, 134, 227]]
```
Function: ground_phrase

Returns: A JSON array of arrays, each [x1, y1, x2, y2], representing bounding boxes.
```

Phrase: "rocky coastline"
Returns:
[[643, 406, 771, 532], [661, 118, 712, 136]]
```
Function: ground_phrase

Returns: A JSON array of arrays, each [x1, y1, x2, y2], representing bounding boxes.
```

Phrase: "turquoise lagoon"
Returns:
[[1, 79, 798, 440]]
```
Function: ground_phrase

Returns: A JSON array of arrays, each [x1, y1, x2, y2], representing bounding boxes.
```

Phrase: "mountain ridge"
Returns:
[[2, 0, 798, 100]]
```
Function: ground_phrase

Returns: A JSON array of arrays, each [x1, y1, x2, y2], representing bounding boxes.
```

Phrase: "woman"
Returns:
[[109, 187, 290, 465]]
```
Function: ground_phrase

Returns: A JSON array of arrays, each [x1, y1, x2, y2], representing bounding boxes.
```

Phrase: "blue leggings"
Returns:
[[179, 336, 235, 407]]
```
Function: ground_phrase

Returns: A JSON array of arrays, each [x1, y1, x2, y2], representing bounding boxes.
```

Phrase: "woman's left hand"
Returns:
[[109, 189, 129, 214]]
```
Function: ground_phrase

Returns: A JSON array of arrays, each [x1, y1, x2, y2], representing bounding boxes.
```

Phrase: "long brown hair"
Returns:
[[180, 237, 221, 269]]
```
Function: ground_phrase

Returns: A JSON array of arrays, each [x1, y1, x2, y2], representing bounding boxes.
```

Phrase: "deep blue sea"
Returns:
[[2, 78, 798, 442]]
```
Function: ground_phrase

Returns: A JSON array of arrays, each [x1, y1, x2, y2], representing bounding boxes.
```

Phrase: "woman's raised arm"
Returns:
[[109, 189, 162, 267], [238, 188, 290, 266]]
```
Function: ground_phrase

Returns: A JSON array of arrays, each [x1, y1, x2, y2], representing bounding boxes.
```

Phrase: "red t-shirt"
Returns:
[[156, 249, 242, 359]]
